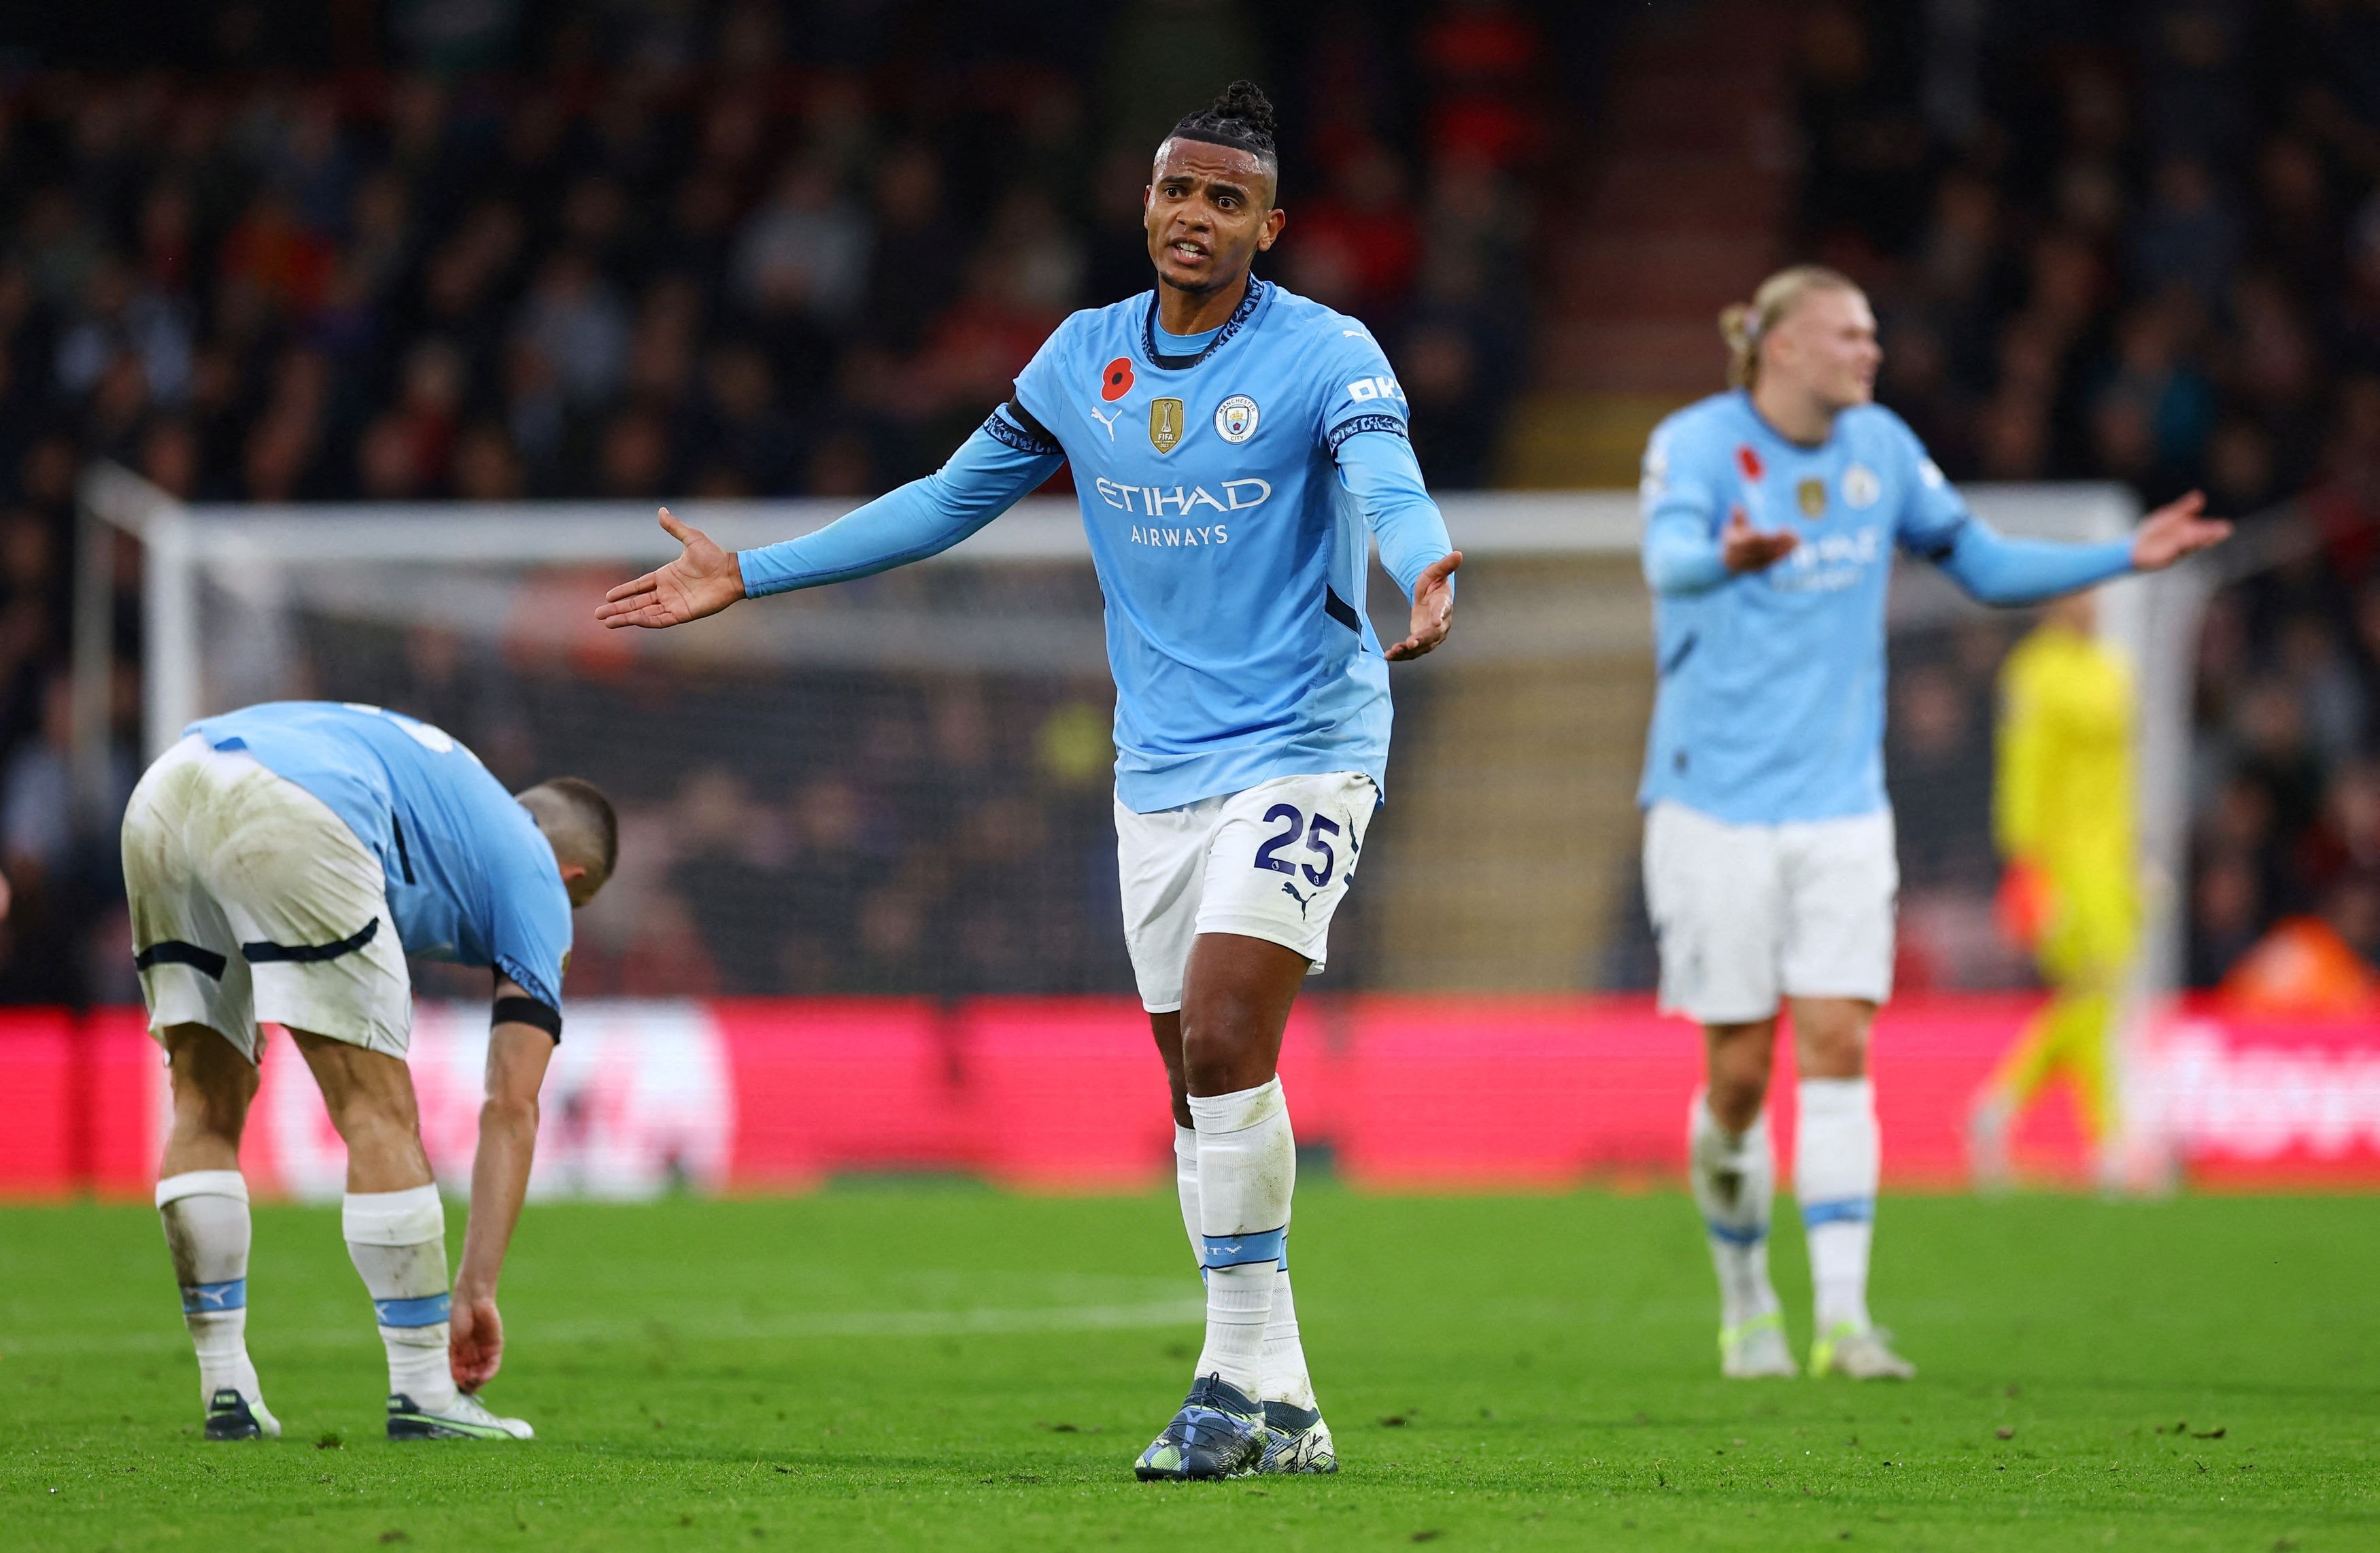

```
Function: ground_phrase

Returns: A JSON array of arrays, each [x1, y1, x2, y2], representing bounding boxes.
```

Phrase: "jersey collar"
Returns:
[[1141, 277, 1270, 370], [1737, 388, 1840, 454]]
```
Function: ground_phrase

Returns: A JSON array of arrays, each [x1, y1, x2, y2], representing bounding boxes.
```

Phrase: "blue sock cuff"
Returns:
[[1200, 1227, 1287, 1270], [1801, 1197, 1875, 1229], [181, 1279, 245, 1314], [1704, 1220, 1767, 1247], [373, 1292, 452, 1328]]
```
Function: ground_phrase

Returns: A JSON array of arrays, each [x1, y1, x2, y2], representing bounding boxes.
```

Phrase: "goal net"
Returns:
[[80, 466, 2170, 1009]]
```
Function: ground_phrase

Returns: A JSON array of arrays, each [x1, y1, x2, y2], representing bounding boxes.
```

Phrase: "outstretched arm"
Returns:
[[1933, 524, 2132, 607], [1933, 491, 2230, 606], [449, 980, 558, 1393], [597, 412, 1064, 628], [1335, 428, 1461, 659], [1914, 485, 2228, 606]]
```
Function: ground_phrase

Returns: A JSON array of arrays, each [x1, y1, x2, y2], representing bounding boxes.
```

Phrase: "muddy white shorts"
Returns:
[[1116, 771, 1380, 1014], [1642, 800, 1898, 1026], [122, 734, 411, 1062]]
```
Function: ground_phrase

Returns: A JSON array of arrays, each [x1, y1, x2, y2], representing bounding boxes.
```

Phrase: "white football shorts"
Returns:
[[122, 733, 412, 1062], [1117, 770, 1380, 1013], [1642, 799, 1898, 1026]]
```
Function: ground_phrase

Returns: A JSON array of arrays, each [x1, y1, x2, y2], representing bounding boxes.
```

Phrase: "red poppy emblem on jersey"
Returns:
[[1736, 443, 1764, 481], [1100, 357, 1135, 402]]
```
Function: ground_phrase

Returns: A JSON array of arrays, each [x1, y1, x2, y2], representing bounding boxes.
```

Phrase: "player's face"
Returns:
[[1771, 287, 1882, 411], [1144, 139, 1285, 296]]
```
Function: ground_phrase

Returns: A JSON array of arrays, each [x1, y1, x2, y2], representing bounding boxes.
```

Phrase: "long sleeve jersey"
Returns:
[[738, 279, 1455, 812], [1637, 390, 2134, 823]]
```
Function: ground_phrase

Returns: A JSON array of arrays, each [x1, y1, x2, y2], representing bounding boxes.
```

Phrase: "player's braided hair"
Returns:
[[1166, 80, 1280, 173], [1720, 264, 1863, 389]]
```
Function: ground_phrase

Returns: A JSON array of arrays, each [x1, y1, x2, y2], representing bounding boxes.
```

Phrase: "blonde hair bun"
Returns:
[[1719, 265, 1861, 389]]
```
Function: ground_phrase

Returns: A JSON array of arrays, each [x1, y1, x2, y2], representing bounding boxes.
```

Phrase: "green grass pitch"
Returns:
[[3, 1187, 2373, 1550]]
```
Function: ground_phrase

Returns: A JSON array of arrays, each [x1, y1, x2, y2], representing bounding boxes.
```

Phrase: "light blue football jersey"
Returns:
[[186, 701, 573, 1008], [1003, 278, 1442, 812], [1636, 392, 1973, 825]]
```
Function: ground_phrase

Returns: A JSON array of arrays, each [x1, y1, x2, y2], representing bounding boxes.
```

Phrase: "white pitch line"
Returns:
[[1, 1299, 1205, 1358]]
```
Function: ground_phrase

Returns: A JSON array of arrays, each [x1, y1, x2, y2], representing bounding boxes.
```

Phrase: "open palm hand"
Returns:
[[596, 509, 745, 629]]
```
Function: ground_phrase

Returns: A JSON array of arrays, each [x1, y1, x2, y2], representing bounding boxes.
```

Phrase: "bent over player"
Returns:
[[124, 700, 615, 1440], [599, 82, 1458, 1479], [1637, 265, 2227, 1381]]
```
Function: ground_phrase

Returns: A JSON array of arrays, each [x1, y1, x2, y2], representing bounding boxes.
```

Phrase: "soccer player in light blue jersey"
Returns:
[[122, 701, 617, 1441], [600, 82, 1459, 1480], [1637, 266, 2229, 1380]]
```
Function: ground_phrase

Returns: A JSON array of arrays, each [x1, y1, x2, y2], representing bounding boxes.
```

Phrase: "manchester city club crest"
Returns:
[[1797, 476, 1827, 517], [1842, 462, 1882, 508], [1214, 394, 1260, 443], [1149, 397, 1185, 454]]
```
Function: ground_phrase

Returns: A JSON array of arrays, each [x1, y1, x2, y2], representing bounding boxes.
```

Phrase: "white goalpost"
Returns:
[[74, 463, 2194, 1011]]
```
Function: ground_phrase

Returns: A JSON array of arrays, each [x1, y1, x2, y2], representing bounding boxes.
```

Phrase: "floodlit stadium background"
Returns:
[[3, 0, 2377, 1195]]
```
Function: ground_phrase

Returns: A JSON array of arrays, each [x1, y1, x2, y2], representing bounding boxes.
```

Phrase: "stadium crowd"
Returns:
[[10, 0, 2380, 1002], [0, 0, 1551, 1002], [1809, 0, 2380, 989]]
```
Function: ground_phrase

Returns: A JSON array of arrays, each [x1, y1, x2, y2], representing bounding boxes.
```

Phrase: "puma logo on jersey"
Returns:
[[1087, 404, 1123, 440]]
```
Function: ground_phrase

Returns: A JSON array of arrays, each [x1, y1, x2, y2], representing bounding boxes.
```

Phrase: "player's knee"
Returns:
[[1710, 1068, 1769, 1127], [1179, 1015, 1265, 1093], [1707, 1055, 1771, 1127], [167, 1027, 256, 1131], [1798, 1025, 1868, 1077], [319, 1074, 422, 1147]]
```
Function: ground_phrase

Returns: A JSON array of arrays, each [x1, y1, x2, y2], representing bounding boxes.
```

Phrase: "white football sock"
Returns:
[[1688, 1094, 1781, 1329], [1184, 1116, 1314, 1410], [1188, 1078, 1294, 1397], [1797, 1078, 1880, 1334], [343, 1184, 455, 1412], [1173, 1123, 1202, 1265], [157, 1170, 264, 1407], [1259, 1263, 1316, 1411]]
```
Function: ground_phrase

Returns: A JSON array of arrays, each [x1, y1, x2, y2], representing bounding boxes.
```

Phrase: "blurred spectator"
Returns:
[[516, 252, 630, 410], [733, 156, 871, 328]]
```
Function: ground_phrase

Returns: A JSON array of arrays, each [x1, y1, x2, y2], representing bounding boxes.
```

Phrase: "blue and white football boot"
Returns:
[[1257, 1401, 1340, 1473], [203, 1386, 281, 1441], [387, 1390, 535, 1441], [1134, 1374, 1267, 1481]]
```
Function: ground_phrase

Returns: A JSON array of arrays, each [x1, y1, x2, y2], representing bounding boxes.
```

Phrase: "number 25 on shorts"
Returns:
[[1253, 804, 1341, 887]]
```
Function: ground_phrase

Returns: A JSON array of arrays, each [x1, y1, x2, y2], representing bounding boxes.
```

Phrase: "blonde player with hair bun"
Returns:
[[1633, 264, 2230, 1381], [1718, 264, 1860, 390]]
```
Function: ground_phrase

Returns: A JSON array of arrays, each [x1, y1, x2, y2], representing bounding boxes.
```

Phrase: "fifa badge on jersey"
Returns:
[[1797, 477, 1827, 518], [1149, 398, 1185, 454], [1214, 394, 1260, 443], [1842, 463, 1882, 507]]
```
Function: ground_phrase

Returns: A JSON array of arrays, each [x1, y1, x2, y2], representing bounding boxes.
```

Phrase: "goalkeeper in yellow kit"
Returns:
[[1970, 588, 2141, 1189]]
